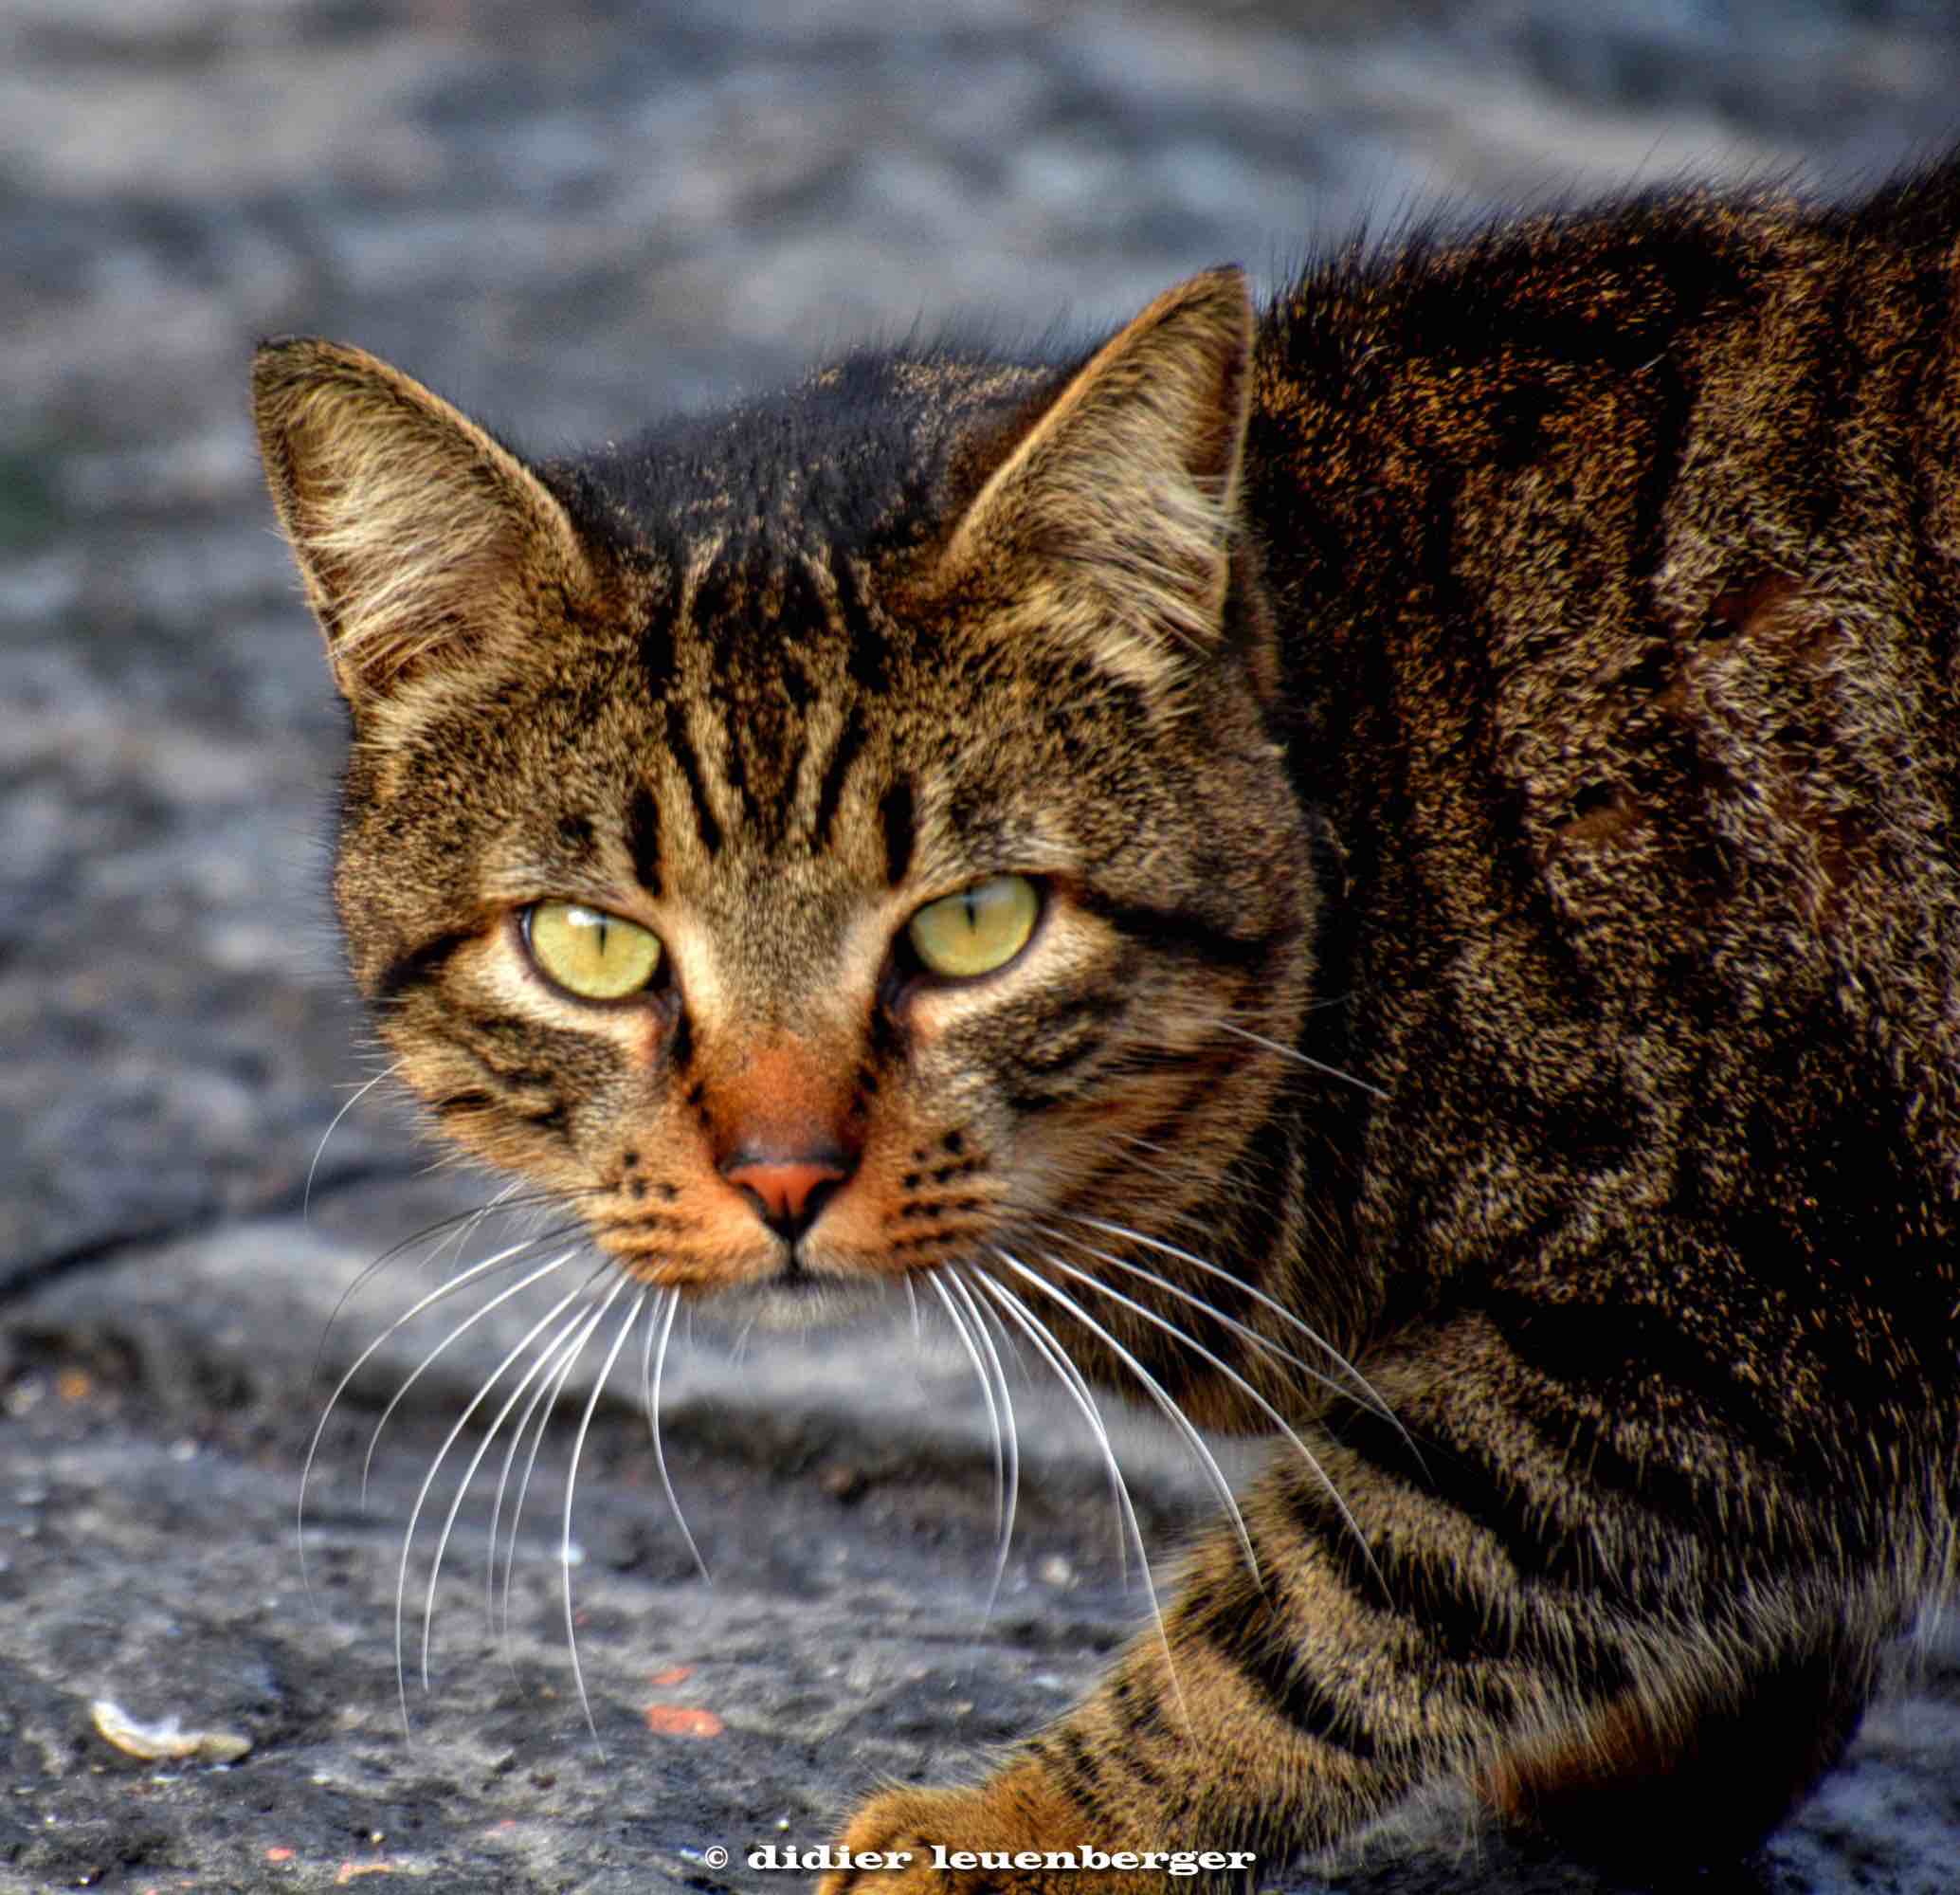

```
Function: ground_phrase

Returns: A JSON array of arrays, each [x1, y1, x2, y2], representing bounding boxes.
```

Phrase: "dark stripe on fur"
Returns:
[[1110, 1731, 1168, 1795], [1105, 1677, 1171, 1790], [1076, 889, 1290, 972], [663, 699, 723, 856], [812, 704, 866, 849], [1479, 1289, 1843, 1564], [1016, 1027, 1109, 1079], [374, 927, 473, 1001], [880, 778, 916, 885], [1271, 1459, 1631, 1701], [1329, 1400, 1590, 1589], [1055, 1726, 1108, 1802], [1021, 1739, 1095, 1823], [626, 784, 662, 898], [451, 1012, 561, 1075], [714, 688, 758, 828], [1188, 1540, 1380, 1759], [1001, 1083, 1066, 1115], [432, 1089, 496, 1116], [829, 549, 889, 694]]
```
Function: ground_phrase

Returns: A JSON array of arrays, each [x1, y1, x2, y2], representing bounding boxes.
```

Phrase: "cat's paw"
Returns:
[[818, 1765, 1171, 1893]]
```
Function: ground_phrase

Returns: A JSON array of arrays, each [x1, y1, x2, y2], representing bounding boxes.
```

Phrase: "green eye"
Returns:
[[906, 876, 1040, 980], [525, 902, 662, 1000]]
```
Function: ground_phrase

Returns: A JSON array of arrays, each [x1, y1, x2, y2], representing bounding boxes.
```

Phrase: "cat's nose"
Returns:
[[720, 1150, 853, 1240]]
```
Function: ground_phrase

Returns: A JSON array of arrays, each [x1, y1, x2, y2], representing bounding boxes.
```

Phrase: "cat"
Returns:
[[252, 150, 1960, 1892]]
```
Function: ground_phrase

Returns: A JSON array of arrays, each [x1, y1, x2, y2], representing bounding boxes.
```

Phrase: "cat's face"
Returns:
[[256, 271, 1316, 1328]]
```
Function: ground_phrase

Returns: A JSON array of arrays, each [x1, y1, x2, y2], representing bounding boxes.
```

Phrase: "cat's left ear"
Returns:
[[252, 337, 593, 717], [937, 266, 1253, 672]]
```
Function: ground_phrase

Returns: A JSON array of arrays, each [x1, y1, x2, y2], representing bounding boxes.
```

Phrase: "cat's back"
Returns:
[[1248, 162, 1960, 1426]]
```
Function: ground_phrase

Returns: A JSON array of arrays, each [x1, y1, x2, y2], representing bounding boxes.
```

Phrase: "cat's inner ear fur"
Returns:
[[251, 338, 591, 712], [937, 266, 1254, 682]]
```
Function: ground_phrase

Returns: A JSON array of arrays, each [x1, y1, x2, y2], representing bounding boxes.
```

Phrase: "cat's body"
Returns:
[[254, 155, 1960, 1889]]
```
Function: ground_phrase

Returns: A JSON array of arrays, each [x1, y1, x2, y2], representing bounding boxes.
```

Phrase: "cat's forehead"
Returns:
[[652, 531, 890, 695], [540, 367, 1062, 870], [461, 348, 1199, 945], [482, 538, 1018, 931], [571, 351, 1049, 563]]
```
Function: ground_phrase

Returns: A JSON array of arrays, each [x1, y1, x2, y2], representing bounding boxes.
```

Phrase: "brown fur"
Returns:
[[254, 153, 1960, 1890]]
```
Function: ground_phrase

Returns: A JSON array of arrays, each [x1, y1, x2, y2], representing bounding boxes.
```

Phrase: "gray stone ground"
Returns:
[[4, 2, 1960, 1890]]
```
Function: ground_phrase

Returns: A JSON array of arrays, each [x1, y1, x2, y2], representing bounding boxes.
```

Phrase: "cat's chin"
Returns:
[[682, 1269, 903, 1333]]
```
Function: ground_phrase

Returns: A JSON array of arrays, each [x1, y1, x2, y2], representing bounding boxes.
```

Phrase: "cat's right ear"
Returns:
[[251, 338, 590, 714], [933, 267, 1254, 687]]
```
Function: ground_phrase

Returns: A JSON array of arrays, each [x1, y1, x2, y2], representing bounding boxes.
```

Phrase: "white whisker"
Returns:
[[969, 1266, 1186, 1723], [409, 1182, 589, 1308], [488, 1294, 614, 1669], [500, 1290, 607, 1651], [1059, 1212, 1412, 1451], [1024, 1247, 1384, 1592], [945, 1266, 1021, 1608], [304, 1066, 398, 1215], [362, 1248, 581, 1500], [392, 1263, 613, 1735], [644, 1285, 709, 1581], [926, 1271, 1006, 1540], [412, 1278, 600, 1688], [1108, 1134, 1303, 1250], [927, 1270, 1020, 1605], [299, 1233, 582, 1608], [313, 1196, 598, 1386], [961, 1278, 1027, 1387], [560, 1285, 645, 1755], [989, 1248, 1258, 1581], [1040, 1221, 1374, 1421], [1216, 1017, 1388, 1101]]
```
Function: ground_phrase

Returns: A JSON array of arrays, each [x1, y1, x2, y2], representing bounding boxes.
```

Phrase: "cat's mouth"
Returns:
[[688, 1260, 898, 1331]]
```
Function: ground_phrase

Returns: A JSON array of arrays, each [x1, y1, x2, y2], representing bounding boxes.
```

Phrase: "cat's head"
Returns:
[[253, 271, 1316, 1331]]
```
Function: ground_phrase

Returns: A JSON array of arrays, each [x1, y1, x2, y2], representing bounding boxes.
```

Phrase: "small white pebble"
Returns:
[[91, 1700, 250, 1765]]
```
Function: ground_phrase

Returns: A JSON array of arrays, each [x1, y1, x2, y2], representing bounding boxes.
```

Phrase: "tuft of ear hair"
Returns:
[[251, 338, 591, 713], [938, 266, 1255, 676]]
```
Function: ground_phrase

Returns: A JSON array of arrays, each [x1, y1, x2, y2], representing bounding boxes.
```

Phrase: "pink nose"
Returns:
[[721, 1154, 850, 1234]]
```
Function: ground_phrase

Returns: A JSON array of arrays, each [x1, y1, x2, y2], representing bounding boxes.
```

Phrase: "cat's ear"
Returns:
[[938, 266, 1253, 673], [251, 338, 591, 712]]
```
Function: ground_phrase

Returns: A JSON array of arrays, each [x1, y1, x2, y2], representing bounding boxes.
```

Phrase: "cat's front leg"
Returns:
[[819, 1471, 1422, 1894], [823, 1311, 1888, 1892]]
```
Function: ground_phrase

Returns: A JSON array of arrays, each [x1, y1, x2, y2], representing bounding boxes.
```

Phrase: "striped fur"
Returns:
[[255, 153, 1960, 1890]]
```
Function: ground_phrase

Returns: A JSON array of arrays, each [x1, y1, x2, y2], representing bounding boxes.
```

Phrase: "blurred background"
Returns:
[[3, 4, 1958, 1891]]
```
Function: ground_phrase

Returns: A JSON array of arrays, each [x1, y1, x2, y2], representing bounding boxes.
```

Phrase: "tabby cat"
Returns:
[[253, 153, 1960, 1890]]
